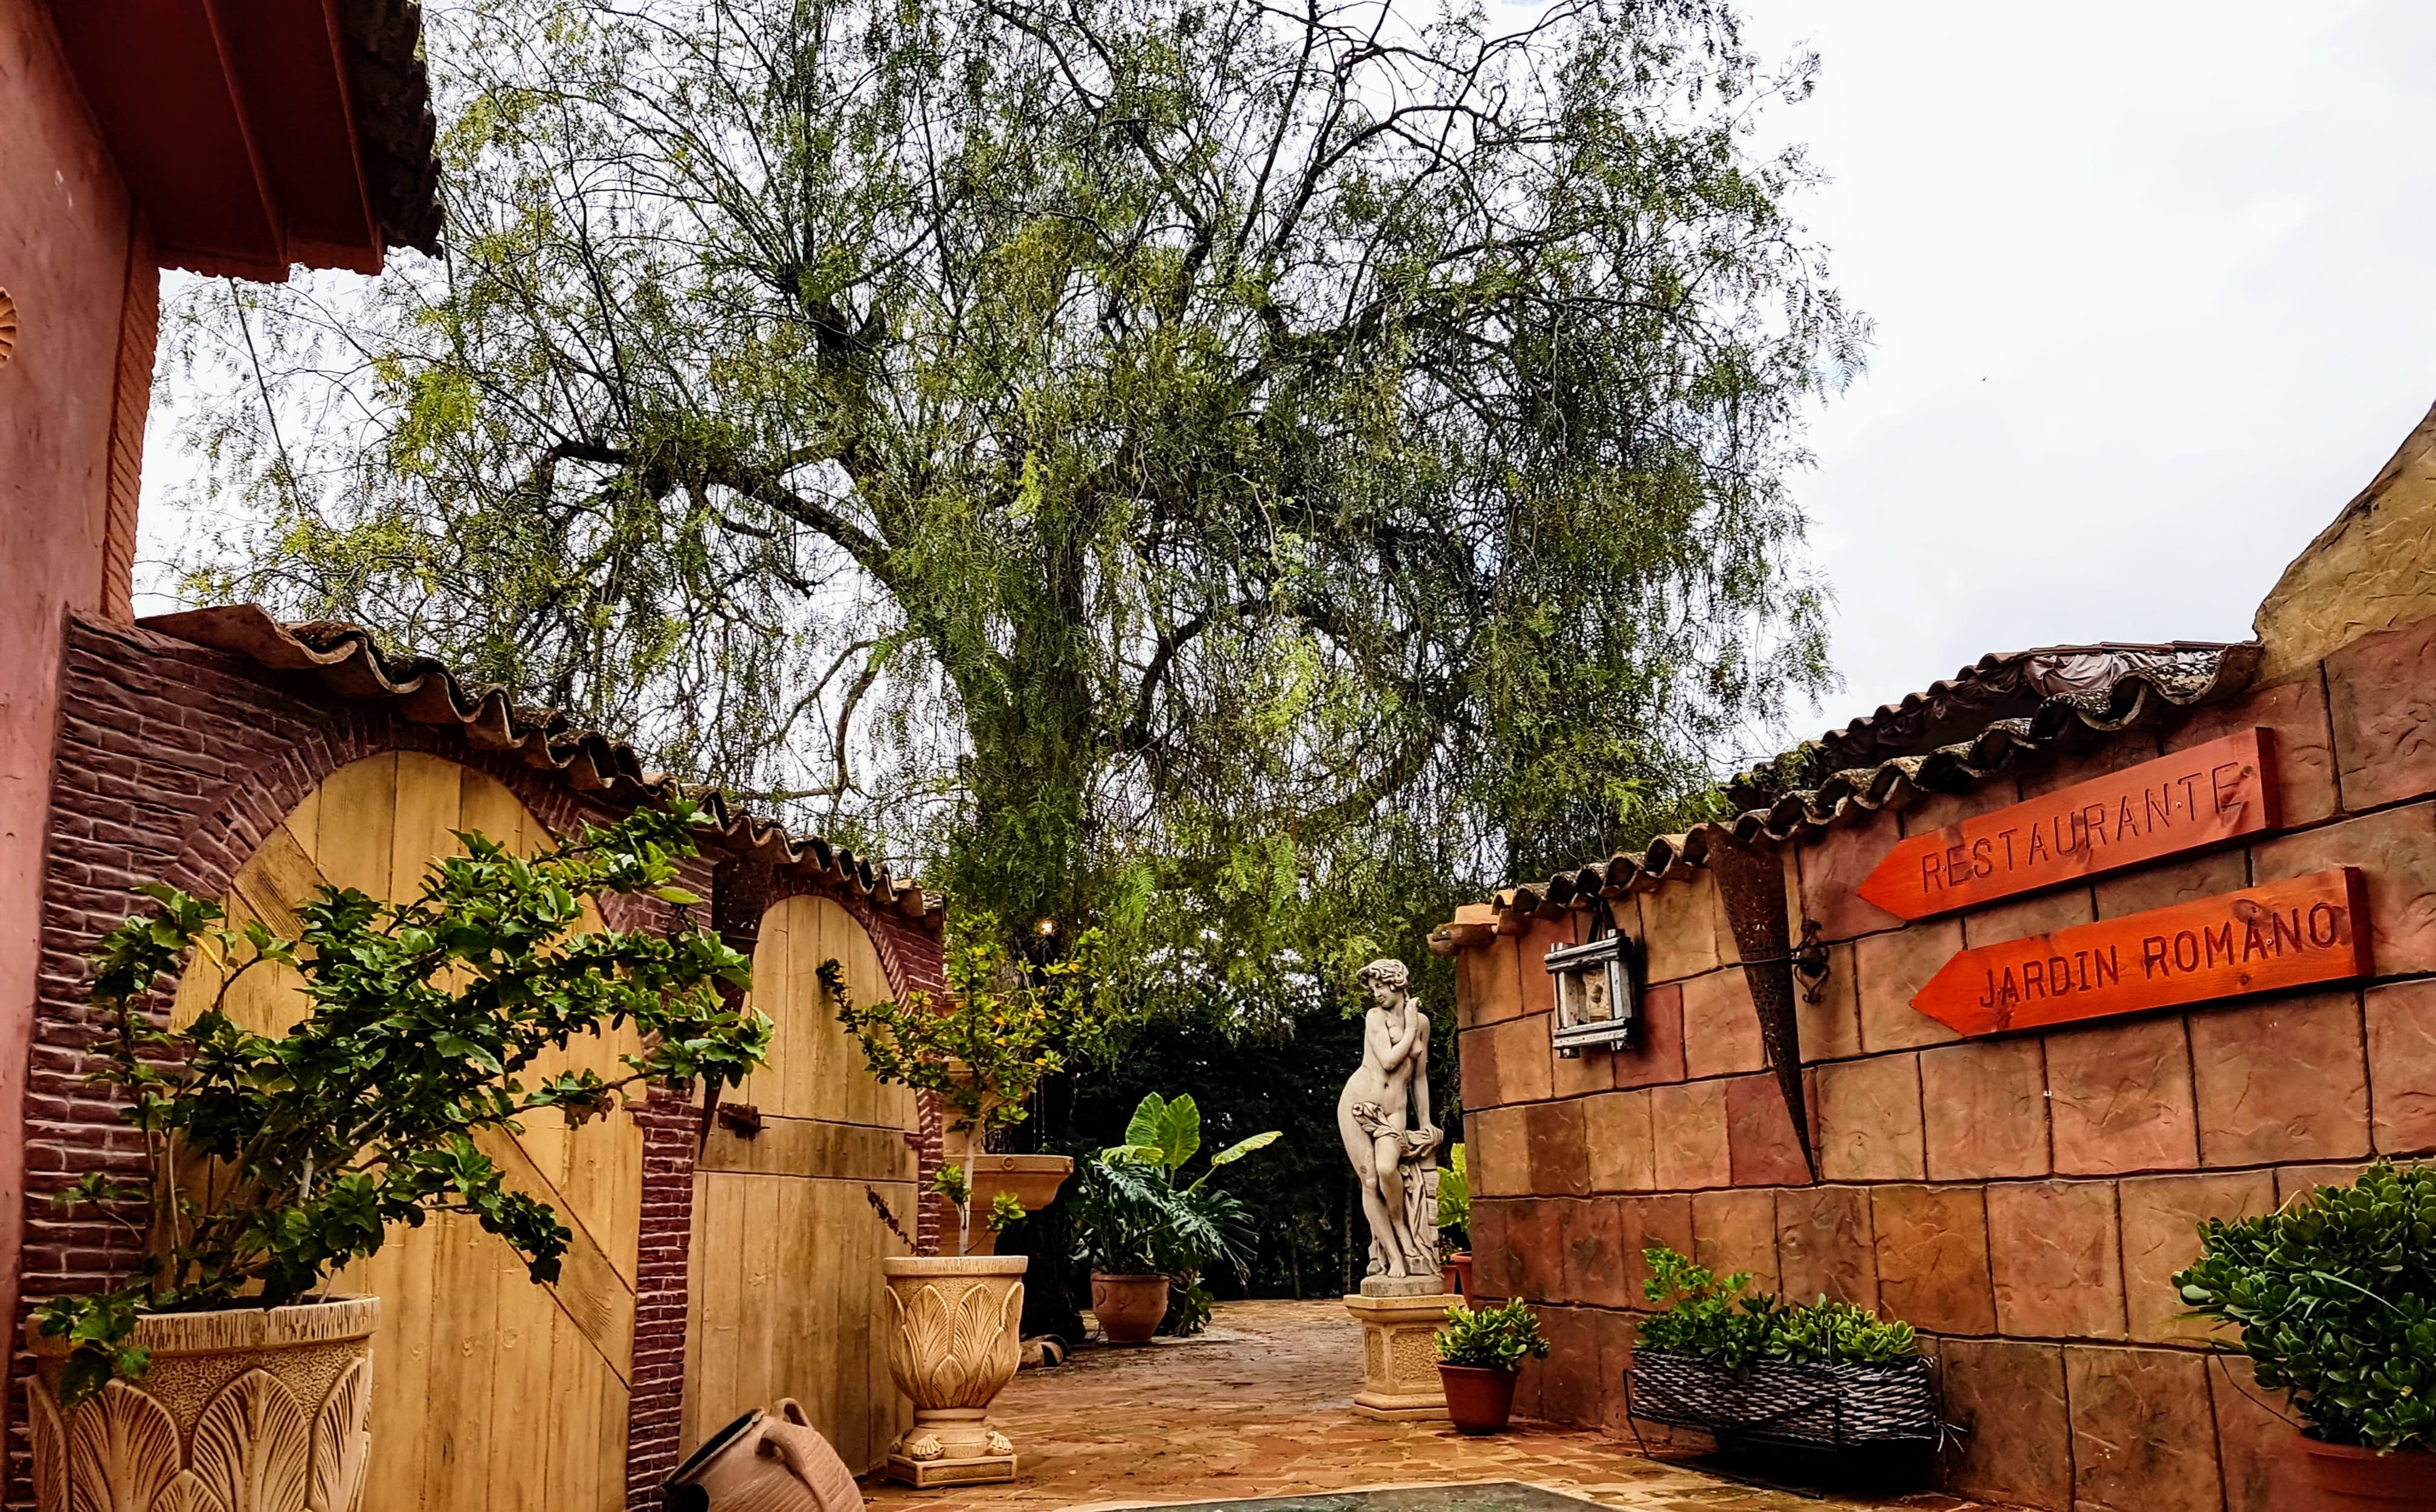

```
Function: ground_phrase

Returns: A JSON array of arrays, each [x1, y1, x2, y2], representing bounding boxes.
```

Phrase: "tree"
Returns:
[[164, 0, 1860, 1011]]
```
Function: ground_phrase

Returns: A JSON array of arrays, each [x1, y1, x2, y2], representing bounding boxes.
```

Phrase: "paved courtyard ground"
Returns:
[[861, 1299, 1979, 1512]]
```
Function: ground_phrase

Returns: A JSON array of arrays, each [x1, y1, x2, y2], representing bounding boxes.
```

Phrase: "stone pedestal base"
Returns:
[[884, 1449, 1020, 1488], [1344, 1290, 1461, 1420]]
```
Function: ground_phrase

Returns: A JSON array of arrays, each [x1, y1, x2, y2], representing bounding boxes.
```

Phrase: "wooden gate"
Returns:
[[173, 752, 640, 1510], [683, 892, 918, 1472]]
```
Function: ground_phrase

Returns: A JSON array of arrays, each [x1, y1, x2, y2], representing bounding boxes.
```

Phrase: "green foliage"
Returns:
[[1103, 1092, 1281, 1193], [1636, 1246, 1784, 1370], [1768, 1298, 1917, 1366], [829, 916, 1121, 1139], [1434, 1299, 1552, 1372], [2175, 1160, 2436, 1452], [1437, 1143, 1471, 1250], [1637, 1247, 1916, 1371], [34, 801, 768, 1407], [987, 1191, 1029, 1234], [1068, 1092, 1278, 1332], [169, 0, 1860, 1020]]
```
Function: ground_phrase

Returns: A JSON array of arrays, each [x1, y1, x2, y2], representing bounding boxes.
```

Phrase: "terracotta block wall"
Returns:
[[1458, 615, 2436, 1511]]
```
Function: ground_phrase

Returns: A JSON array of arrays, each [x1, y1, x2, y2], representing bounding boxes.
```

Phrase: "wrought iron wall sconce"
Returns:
[[1741, 918, 1832, 1005], [1545, 909, 1640, 1057]]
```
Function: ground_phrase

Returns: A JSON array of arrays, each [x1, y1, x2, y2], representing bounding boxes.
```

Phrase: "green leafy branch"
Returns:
[[37, 798, 770, 1406]]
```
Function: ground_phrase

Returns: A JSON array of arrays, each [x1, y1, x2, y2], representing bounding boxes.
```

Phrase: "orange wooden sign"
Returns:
[[1910, 867, 2368, 1036], [1859, 729, 2279, 921]]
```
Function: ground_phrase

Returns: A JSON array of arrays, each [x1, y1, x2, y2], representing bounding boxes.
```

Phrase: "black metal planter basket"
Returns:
[[1625, 1350, 1943, 1452]]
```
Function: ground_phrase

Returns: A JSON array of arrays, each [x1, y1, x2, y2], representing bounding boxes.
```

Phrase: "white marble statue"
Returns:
[[1338, 959, 1442, 1282]]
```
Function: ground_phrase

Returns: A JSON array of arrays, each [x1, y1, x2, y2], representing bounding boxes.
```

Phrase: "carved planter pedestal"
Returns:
[[24, 1296, 379, 1512], [1344, 1281, 1461, 1421], [881, 1256, 1028, 1488]]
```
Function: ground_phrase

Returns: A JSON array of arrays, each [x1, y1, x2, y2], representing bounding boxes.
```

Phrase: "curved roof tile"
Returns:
[[1471, 640, 2263, 930], [140, 605, 937, 925]]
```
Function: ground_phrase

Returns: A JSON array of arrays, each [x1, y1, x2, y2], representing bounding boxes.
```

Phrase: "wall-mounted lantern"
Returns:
[[1545, 912, 1639, 1057]]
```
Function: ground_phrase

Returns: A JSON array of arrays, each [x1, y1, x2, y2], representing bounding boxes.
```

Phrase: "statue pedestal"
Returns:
[[1344, 1286, 1461, 1420]]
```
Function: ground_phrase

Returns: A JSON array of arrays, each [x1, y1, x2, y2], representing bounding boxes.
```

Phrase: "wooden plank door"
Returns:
[[683, 893, 918, 1472], [175, 752, 641, 1510]]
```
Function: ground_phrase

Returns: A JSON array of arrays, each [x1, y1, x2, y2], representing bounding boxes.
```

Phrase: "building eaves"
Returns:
[[1457, 640, 2262, 936], [340, 0, 444, 256], [140, 605, 938, 926]]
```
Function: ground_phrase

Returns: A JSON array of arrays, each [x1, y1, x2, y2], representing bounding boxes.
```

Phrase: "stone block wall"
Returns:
[[1457, 615, 2436, 1511]]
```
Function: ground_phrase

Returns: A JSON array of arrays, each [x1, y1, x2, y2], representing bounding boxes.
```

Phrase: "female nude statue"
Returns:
[[1337, 959, 1440, 1280]]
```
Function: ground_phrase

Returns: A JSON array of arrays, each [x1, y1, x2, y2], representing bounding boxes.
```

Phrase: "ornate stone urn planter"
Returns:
[[24, 1296, 379, 1512], [880, 1255, 1028, 1488]]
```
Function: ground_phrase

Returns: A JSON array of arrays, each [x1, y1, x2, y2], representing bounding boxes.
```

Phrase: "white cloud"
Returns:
[[1656, 0, 2436, 723]]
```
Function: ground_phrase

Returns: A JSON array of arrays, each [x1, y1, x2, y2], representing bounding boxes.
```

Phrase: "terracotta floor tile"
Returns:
[[856, 1299, 1977, 1512]]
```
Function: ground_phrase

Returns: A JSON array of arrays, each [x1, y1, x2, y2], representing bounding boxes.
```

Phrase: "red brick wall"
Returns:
[[1457, 617, 2436, 1511], [15, 614, 947, 1508]]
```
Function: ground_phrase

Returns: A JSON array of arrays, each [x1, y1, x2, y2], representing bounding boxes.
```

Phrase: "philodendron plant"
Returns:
[[40, 800, 770, 1406], [1084, 1093, 1278, 1334]]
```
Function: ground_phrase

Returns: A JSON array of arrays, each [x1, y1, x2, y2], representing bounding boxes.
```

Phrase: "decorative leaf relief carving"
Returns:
[[889, 1280, 1025, 1408], [155, 1470, 232, 1512], [65, 1380, 182, 1512], [28, 1380, 68, 1512], [191, 1369, 311, 1512], [0, 286, 16, 370], [308, 1359, 373, 1512]]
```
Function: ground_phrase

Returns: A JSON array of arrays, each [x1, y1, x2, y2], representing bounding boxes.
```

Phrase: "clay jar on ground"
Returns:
[[1091, 1273, 1170, 1345]]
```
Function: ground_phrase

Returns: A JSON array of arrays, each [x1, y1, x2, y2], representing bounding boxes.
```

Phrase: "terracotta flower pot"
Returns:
[[1439, 1363, 1519, 1434], [880, 1255, 1029, 1487], [664, 1397, 862, 1512], [1442, 1252, 1474, 1304], [2298, 1438, 2436, 1510], [955, 1154, 1076, 1256], [1091, 1273, 1171, 1345], [24, 1296, 380, 1512]]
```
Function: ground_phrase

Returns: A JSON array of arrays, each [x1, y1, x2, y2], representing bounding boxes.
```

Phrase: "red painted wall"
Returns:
[[0, 0, 147, 1433]]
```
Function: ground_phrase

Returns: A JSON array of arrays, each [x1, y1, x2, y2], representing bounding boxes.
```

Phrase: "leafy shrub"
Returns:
[[830, 916, 1124, 1252], [1771, 1297, 1916, 1365], [1435, 1299, 1551, 1371], [1637, 1247, 1917, 1370], [37, 801, 768, 1406], [1636, 1247, 1782, 1369], [1437, 1143, 1471, 1252], [2175, 1160, 2436, 1452]]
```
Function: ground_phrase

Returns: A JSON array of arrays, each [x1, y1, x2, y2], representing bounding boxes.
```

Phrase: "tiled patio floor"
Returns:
[[860, 1299, 1978, 1512]]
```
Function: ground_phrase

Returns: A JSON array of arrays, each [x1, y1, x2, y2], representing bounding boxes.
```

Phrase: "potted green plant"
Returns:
[[1626, 1247, 1937, 1457], [2176, 1160, 2436, 1510], [1072, 1092, 1277, 1343], [831, 922, 1117, 1484], [1437, 1142, 1473, 1302], [1434, 1298, 1550, 1433], [26, 802, 767, 1512]]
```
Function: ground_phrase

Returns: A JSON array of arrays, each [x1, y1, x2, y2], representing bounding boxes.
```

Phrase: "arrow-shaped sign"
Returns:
[[1859, 729, 2279, 921], [1911, 867, 2369, 1037]]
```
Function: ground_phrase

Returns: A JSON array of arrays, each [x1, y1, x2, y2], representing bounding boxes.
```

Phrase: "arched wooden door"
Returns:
[[172, 752, 640, 1510], [683, 893, 918, 1472]]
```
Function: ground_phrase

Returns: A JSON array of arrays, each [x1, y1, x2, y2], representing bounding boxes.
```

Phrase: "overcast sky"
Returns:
[[1656, 0, 2436, 730], [141, 3, 2436, 744]]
